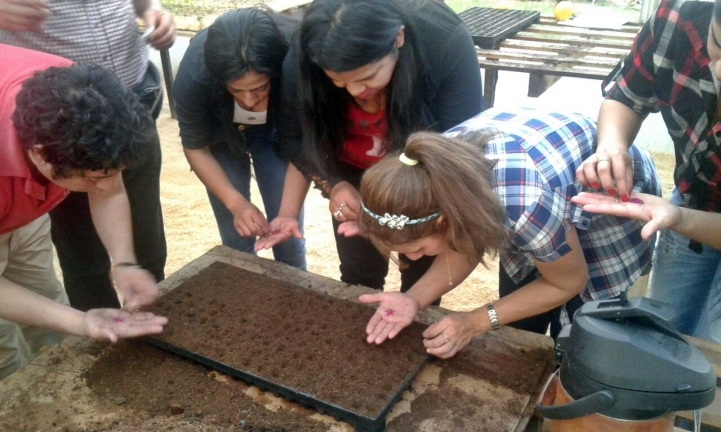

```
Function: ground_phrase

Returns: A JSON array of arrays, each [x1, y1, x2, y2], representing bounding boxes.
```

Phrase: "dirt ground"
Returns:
[[153, 98, 676, 314]]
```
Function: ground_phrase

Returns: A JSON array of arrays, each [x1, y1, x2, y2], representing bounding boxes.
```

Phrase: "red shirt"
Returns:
[[0, 44, 72, 234], [338, 103, 388, 170]]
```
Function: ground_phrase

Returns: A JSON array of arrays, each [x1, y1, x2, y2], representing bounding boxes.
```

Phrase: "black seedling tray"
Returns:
[[458, 7, 541, 49], [145, 336, 429, 432]]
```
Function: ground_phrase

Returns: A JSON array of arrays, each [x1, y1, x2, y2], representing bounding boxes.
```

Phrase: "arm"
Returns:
[[572, 191, 721, 249], [0, 276, 167, 342], [87, 175, 158, 310], [133, 0, 174, 50], [184, 147, 270, 236], [424, 225, 588, 359], [579, 10, 662, 200]]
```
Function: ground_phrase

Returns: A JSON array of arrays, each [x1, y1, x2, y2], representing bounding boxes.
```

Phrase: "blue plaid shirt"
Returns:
[[445, 107, 661, 304]]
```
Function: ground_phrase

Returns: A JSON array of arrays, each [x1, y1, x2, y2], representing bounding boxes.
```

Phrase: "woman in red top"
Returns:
[[257, 0, 483, 293]]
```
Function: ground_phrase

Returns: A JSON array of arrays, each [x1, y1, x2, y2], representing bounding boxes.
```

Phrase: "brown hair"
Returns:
[[359, 130, 509, 267]]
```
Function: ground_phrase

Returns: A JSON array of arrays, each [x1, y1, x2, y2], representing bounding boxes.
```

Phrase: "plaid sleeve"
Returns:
[[511, 185, 576, 262], [601, 0, 677, 117]]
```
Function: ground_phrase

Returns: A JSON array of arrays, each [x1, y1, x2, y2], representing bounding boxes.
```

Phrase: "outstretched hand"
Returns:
[[254, 216, 302, 251], [359, 292, 420, 345], [81, 309, 168, 342], [571, 192, 680, 239]]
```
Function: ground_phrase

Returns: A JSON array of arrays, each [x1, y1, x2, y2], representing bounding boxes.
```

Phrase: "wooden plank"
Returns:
[[478, 59, 611, 80], [477, 49, 621, 69], [524, 24, 638, 41], [512, 33, 635, 51], [539, 15, 644, 33], [497, 40, 630, 59]]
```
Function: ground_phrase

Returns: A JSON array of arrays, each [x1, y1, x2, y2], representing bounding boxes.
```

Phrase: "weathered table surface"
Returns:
[[0, 245, 556, 431], [473, 16, 643, 108]]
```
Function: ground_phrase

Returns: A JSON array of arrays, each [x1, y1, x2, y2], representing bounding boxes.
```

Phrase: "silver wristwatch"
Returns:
[[485, 303, 501, 331]]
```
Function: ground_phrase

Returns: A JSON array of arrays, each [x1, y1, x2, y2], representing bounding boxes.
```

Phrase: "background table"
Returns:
[[459, 10, 643, 108]]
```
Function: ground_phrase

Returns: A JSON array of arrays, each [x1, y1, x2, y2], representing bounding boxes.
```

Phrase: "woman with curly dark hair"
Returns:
[[258, 0, 483, 292], [174, 8, 306, 269], [1, 44, 168, 379]]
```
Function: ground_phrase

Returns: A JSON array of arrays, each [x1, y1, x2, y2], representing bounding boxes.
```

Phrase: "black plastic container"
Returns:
[[146, 337, 428, 432], [458, 7, 540, 49]]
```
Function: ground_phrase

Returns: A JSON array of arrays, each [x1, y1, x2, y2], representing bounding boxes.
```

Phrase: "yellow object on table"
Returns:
[[554, 1, 575, 21]]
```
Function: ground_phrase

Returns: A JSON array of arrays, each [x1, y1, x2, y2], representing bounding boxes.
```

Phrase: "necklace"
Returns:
[[446, 251, 453, 287]]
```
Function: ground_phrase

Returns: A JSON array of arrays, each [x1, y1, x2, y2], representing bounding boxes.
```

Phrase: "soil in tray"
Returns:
[[148, 261, 428, 421]]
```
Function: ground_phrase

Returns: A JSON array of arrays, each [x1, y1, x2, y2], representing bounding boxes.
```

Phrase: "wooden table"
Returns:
[[474, 16, 643, 108], [0, 246, 556, 432]]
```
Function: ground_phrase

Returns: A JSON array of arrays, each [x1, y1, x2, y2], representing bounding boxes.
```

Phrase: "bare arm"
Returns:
[[0, 276, 167, 341], [577, 100, 644, 200], [423, 226, 588, 358], [88, 175, 158, 309], [278, 163, 311, 220]]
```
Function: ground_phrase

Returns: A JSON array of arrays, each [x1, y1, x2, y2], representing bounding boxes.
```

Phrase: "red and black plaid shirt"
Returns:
[[603, 0, 721, 212]]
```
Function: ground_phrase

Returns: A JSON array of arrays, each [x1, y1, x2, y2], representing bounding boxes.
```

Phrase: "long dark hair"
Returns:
[[204, 8, 290, 116], [299, 0, 425, 178]]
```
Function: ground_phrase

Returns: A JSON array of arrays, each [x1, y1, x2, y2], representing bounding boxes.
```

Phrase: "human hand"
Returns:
[[110, 266, 159, 310], [571, 192, 680, 240], [336, 221, 364, 238], [329, 181, 360, 222], [254, 216, 302, 251], [359, 292, 420, 344], [576, 148, 633, 201], [142, 6, 175, 50], [229, 200, 271, 237], [423, 311, 481, 359], [81, 308, 168, 342], [0, 0, 50, 32]]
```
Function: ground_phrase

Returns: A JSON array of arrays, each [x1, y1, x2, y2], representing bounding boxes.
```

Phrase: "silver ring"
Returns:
[[334, 203, 346, 220], [442, 333, 450, 344], [595, 155, 610, 164]]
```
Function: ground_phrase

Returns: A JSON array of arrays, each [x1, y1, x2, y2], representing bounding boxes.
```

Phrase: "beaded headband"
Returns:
[[360, 201, 441, 230]]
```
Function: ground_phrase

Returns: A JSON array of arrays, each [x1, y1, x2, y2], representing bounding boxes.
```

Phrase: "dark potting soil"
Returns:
[[146, 261, 428, 421]]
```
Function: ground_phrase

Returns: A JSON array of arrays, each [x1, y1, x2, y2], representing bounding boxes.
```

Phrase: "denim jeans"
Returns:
[[649, 188, 721, 342], [207, 128, 306, 270]]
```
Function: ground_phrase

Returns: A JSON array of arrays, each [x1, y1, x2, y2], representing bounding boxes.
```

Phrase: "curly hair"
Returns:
[[12, 63, 155, 178]]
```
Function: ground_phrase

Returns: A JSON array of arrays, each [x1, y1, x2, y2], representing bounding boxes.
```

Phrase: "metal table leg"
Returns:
[[160, 49, 176, 119]]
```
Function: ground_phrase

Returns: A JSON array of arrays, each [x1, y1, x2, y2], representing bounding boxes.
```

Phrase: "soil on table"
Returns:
[[144, 262, 427, 424]]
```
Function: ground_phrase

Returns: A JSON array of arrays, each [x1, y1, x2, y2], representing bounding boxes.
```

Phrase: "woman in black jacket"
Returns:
[[174, 8, 306, 269]]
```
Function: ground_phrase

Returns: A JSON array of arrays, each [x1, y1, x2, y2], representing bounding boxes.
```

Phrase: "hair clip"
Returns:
[[399, 153, 418, 166], [361, 201, 440, 230]]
